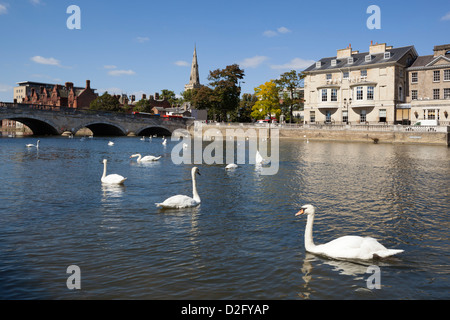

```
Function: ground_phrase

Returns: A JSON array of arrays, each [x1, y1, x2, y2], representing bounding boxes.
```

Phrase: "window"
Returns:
[[384, 52, 391, 59], [433, 89, 440, 99], [326, 73, 332, 81], [433, 70, 440, 82], [365, 55, 372, 62], [379, 109, 387, 122], [316, 61, 321, 68], [343, 72, 349, 79], [367, 86, 374, 100], [360, 110, 367, 123], [444, 70, 450, 81], [412, 90, 418, 100], [444, 88, 450, 99], [398, 86, 403, 101], [356, 87, 363, 100], [331, 89, 337, 101], [342, 110, 348, 124], [326, 110, 332, 123], [427, 109, 436, 120], [322, 89, 328, 102], [411, 72, 418, 83], [361, 69, 367, 77], [331, 59, 337, 67], [310, 111, 316, 123], [348, 57, 354, 64]]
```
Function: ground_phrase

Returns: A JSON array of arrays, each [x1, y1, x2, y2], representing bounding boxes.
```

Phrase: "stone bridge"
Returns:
[[0, 103, 191, 136]]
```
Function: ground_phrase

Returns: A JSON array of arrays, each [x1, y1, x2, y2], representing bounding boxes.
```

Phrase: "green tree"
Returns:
[[251, 81, 281, 120], [238, 93, 257, 122], [90, 92, 122, 112], [133, 98, 153, 113], [274, 70, 305, 122], [208, 64, 245, 121], [160, 89, 178, 106]]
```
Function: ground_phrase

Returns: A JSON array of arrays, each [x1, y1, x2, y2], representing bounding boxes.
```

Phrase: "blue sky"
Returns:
[[0, 0, 449, 102]]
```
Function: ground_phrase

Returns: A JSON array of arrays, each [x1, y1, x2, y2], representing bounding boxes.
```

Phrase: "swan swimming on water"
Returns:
[[225, 163, 238, 170], [108, 141, 114, 146], [255, 150, 270, 165], [295, 204, 404, 260], [162, 138, 167, 146], [155, 167, 201, 209], [130, 154, 161, 162], [101, 159, 127, 185], [26, 140, 40, 148]]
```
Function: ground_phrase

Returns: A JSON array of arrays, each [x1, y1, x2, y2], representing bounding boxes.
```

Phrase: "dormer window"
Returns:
[[384, 52, 391, 59], [331, 59, 337, 67], [348, 57, 354, 64], [365, 55, 372, 62], [316, 61, 322, 68]]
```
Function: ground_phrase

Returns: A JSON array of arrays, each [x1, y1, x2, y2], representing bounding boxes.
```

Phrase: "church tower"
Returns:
[[184, 46, 201, 91]]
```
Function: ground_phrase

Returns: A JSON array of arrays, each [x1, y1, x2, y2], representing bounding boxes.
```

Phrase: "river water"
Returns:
[[0, 136, 448, 300]]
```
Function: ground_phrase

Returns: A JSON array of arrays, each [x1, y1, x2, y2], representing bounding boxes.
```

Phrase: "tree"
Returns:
[[133, 98, 153, 113], [160, 89, 178, 106], [274, 70, 305, 123], [90, 92, 122, 112], [208, 64, 245, 121], [251, 81, 281, 120], [238, 93, 257, 122]]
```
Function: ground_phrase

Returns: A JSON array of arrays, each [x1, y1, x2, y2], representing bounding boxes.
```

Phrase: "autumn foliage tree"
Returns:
[[251, 81, 281, 120]]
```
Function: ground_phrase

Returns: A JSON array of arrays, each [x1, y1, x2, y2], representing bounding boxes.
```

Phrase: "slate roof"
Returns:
[[303, 45, 416, 72]]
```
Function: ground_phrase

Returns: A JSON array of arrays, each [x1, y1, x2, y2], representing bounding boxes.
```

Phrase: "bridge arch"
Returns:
[[73, 121, 127, 136], [136, 125, 172, 137], [71, 121, 128, 137], [0, 115, 60, 136]]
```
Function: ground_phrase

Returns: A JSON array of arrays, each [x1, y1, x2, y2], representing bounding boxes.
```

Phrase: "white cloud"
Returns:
[[0, 83, 13, 92], [104, 65, 117, 69], [108, 69, 136, 76], [263, 26, 292, 37], [31, 56, 61, 66], [270, 57, 315, 70], [174, 60, 189, 67], [30, 0, 43, 5], [0, 4, 8, 15], [136, 36, 150, 43], [441, 12, 450, 21], [263, 30, 278, 37], [277, 26, 291, 34], [240, 56, 269, 68]]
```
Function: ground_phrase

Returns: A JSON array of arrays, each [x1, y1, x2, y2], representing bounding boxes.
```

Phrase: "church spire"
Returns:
[[185, 45, 201, 91]]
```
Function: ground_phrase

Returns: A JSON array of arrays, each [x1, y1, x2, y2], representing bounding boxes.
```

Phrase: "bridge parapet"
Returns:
[[1, 102, 190, 136]]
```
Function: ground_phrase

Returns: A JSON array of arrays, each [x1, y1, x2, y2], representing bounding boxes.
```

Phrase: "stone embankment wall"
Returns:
[[189, 123, 450, 146]]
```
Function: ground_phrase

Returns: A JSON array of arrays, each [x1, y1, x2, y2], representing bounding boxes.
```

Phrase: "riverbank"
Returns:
[[190, 122, 450, 146]]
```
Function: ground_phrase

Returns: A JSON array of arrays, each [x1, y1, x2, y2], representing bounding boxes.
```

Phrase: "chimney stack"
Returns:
[[154, 92, 160, 100], [86, 80, 91, 89]]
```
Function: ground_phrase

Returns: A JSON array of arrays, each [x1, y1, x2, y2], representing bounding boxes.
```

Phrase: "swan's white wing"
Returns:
[[102, 174, 127, 185], [225, 164, 238, 169], [316, 236, 403, 260], [156, 195, 199, 208], [141, 155, 161, 162]]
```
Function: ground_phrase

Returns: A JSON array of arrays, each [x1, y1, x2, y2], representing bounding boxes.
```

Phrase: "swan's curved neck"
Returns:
[[102, 162, 107, 179], [192, 171, 200, 202], [136, 154, 142, 162], [304, 214, 316, 251]]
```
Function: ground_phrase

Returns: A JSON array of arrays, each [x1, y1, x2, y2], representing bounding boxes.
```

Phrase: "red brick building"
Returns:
[[20, 80, 98, 109]]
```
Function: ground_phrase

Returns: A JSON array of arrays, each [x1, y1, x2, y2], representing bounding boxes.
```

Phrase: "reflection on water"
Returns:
[[0, 137, 449, 299]]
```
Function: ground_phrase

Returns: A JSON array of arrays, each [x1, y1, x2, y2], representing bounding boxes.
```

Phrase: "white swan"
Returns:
[[130, 153, 161, 162], [101, 159, 127, 185], [255, 150, 270, 165], [108, 141, 114, 146], [26, 140, 40, 148], [162, 138, 167, 146], [156, 167, 201, 208], [225, 163, 238, 170], [295, 204, 404, 260]]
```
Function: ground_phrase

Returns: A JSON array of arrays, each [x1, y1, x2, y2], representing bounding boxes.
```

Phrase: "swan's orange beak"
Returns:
[[295, 209, 304, 216]]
